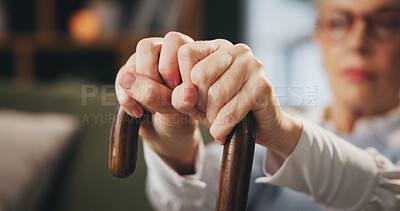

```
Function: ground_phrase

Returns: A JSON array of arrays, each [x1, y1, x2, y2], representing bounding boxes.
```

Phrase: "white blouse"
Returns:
[[143, 107, 400, 211]]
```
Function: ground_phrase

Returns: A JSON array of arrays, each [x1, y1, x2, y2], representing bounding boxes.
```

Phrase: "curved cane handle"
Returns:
[[109, 104, 141, 177]]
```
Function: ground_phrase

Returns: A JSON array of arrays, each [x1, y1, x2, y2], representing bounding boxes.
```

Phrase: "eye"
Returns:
[[376, 18, 400, 29], [325, 12, 350, 30], [373, 13, 400, 30], [316, 10, 351, 41], [329, 17, 348, 28]]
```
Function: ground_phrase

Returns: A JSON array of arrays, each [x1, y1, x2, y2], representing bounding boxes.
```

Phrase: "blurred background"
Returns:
[[0, 0, 329, 210]]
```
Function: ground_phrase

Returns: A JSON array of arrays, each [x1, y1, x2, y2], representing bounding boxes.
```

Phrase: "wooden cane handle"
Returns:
[[109, 104, 256, 210], [216, 113, 256, 211], [109, 104, 141, 177]]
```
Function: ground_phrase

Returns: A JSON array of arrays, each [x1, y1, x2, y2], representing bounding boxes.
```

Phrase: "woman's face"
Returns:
[[316, 0, 400, 113]]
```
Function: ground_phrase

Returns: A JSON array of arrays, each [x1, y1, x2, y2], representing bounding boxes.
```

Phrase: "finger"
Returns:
[[206, 55, 257, 124], [115, 64, 144, 118], [126, 72, 179, 115], [178, 40, 234, 112], [172, 82, 198, 114], [159, 32, 194, 89], [178, 39, 232, 83], [125, 53, 157, 114], [192, 50, 234, 112], [135, 38, 164, 84], [209, 86, 250, 144], [209, 76, 271, 144], [172, 82, 210, 127]]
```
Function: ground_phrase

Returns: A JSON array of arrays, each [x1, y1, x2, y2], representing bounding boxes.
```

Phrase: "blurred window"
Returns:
[[244, 0, 332, 108]]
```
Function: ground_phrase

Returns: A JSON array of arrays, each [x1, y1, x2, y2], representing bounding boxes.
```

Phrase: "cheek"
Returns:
[[374, 43, 400, 88], [322, 45, 341, 65], [321, 45, 344, 81], [320, 45, 351, 103]]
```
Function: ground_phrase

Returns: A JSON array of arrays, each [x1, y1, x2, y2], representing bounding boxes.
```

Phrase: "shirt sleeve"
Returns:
[[256, 118, 400, 211], [143, 134, 217, 211]]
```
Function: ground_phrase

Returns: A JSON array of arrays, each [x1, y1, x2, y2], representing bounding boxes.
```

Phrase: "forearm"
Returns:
[[144, 127, 201, 175], [258, 118, 380, 210]]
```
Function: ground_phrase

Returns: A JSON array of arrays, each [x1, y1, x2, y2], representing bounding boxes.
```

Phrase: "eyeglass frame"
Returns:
[[315, 7, 400, 44]]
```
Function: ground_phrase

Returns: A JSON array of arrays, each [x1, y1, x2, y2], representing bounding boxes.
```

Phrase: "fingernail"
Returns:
[[215, 138, 224, 145], [165, 81, 175, 89], [120, 73, 136, 90], [131, 107, 142, 118]]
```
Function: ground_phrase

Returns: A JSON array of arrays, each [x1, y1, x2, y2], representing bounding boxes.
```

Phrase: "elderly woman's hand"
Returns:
[[115, 32, 201, 174], [172, 38, 303, 158], [115, 31, 303, 175]]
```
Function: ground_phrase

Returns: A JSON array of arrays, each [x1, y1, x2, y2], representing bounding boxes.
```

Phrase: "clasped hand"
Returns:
[[115, 32, 302, 174]]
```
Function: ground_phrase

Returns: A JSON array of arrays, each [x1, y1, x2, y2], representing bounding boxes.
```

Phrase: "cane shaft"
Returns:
[[216, 113, 256, 211]]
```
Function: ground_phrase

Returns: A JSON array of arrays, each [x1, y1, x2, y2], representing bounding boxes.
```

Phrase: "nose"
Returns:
[[346, 18, 371, 55]]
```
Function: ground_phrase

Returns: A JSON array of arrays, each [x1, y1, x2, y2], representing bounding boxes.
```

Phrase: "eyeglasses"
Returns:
[[316, 8, 400, 43]]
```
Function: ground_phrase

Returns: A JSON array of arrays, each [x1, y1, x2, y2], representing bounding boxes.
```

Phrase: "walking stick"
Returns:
[[109, 103, 256, 211]]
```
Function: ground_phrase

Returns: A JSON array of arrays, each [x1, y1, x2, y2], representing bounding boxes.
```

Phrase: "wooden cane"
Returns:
[[109, 103, 256, 210]]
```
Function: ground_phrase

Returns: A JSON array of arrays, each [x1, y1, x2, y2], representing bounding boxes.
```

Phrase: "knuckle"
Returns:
[[243, 56, 264, 73], [229, 43, 252, 56], [137, 38, 158, 54], [208, 84, 224, 105], [158, 66, 175, 78], [235, 56, 252, 74], [214, 39, 233, 47], [190, 65, 206, 86], [258, 77, 272, 93], [252, 57, 265, 70], [164, 31, 186, 44], [216, 51, 233, 69], [178, 44, 195, 61], [235, 43, 252, 54], [254, 77, 272, 103], [144, 86, 159, 104], [220, 106, 237, 125], [231, 64, 242, 79], [135, 83, 159, 105]]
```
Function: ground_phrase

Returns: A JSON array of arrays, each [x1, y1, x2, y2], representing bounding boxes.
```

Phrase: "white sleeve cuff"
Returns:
[[362, 148, 400, 211], [255, 118, 379, 210], [143, 135, 206, 207]]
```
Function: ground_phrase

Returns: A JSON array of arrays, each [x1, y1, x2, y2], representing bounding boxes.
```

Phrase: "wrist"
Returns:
[[265, 112, 303, 159], [146, 127, 201, 175], [152, 113, 199, 142]]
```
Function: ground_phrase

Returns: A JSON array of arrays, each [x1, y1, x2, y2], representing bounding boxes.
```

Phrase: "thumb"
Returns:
[[172, 82, 210, 127]]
